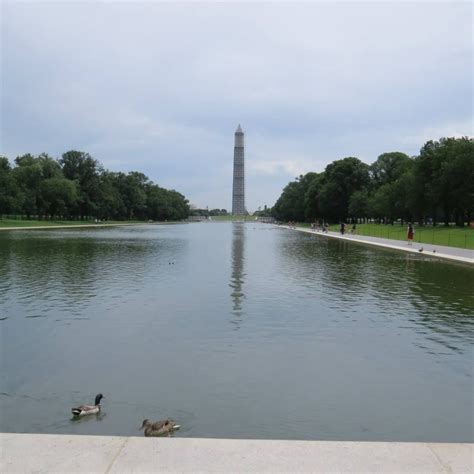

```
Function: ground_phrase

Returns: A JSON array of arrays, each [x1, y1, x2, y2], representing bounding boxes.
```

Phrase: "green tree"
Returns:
[[318, 157, 370, 221], [303, 173, 324, 220], [12, 154, 43, 218], [348, 189, 370, 220], [367, 152, 413, 223], [414, 137, 474, 225], [38, 153, 62, 179], [370, 152, 411, 187], [59, 151, 101, 219], [39, 178, 78, 218], [273, 173, 317, 221], [0, 156, 22, 215], [96, 171, 125, 220], [126, 172, 148, 219], [146, 184, 169, 220], [3, 149, 190, 222], [165, 189, 190, 220], [146, 185, 189, 221]]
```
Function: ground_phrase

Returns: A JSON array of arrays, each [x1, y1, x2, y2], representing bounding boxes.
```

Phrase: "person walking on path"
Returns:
[[340, 222, 346, 235], [407, 223, 414, 245]]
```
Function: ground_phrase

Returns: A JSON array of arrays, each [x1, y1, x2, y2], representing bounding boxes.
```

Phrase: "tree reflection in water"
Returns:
[[0, 227, 182, 320], [278, 231, 474, 354]]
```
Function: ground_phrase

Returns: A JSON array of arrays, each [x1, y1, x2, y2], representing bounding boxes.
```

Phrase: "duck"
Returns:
[[71, 393, 104, 417], [140, 418, 180, 436], [418, 247, 424, 253]]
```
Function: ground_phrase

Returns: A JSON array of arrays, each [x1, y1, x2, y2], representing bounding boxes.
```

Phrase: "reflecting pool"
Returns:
[[0, 223, 472, 441]]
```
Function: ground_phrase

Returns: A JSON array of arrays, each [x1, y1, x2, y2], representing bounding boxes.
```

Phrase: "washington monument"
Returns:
[[232, 124, 246, 215]]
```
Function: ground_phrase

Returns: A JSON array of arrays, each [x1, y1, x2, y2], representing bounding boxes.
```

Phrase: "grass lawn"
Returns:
[[343, 224, 473, 249], [211, 215, 255, 221], [296, 222, 473, 249], [0, 219, 93, 228], [0, 219, 148, 228]]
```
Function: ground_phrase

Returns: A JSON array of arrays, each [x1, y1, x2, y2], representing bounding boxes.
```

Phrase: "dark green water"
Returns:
[[0, 223, 473, 441]]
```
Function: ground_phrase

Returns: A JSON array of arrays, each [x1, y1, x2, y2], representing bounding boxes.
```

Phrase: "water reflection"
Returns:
[[408, 258, 474, 350], [229, 223, 246, 325], [70, 411, 106, 424], [1, 223, 472, 442], [278, 231, 474, 354], [0, 228, 186, 320]]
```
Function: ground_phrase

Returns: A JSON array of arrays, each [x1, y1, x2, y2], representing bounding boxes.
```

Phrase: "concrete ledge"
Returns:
[[1, 433, 472, 473], [283, 226, 474, 265]]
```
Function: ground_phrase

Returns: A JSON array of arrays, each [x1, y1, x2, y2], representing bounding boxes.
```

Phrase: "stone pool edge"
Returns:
[[284, 225, 474, 265], [1, 433, 472, 473]]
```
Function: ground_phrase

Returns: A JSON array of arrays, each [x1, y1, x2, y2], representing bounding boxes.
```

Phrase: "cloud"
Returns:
[[1, 1, 472, 210], [399, 119, 474, 150], [249, 159, 313, 177]]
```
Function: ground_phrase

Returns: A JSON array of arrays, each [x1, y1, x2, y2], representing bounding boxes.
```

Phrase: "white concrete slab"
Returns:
[[109, 438, 446, 473], [427, 443, 474, 473], [0, 433, 126, 473], [1, 434, 472, 473]]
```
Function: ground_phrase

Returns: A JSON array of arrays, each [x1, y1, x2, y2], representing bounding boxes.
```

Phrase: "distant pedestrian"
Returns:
[[407, 223, 414, 245], [351, 223, 356, 234], [340, 222, 345, 235]]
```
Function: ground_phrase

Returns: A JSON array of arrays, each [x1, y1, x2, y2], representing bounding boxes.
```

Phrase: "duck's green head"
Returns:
[[95, 394, 104, 405], [140, 419, 150, 430]]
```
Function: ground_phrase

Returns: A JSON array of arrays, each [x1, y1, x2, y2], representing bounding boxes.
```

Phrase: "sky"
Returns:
[[1, 1, 472, 211]]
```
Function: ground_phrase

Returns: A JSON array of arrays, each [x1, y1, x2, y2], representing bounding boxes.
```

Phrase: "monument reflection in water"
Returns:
[[229, 222, 246, 326], [0, 223, 472, 442]]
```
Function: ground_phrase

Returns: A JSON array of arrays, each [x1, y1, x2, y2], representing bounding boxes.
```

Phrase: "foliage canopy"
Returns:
[[272, 137, 473, 226], [0, 151, 190, 221]]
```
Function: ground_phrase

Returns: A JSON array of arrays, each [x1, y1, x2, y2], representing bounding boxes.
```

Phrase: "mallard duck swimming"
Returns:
[[140, 418, 180, 436], [71, 393, 104, 417]]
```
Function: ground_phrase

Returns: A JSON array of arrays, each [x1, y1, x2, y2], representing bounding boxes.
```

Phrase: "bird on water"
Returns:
[[71, 393, 104, 417], [140, 418, 180, 436]]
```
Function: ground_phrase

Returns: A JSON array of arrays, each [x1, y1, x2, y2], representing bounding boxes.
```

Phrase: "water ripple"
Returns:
[[0, 224, 472, 441]]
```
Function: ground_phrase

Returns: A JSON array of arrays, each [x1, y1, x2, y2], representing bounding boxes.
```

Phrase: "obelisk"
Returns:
[[232, 124, 246, 215]]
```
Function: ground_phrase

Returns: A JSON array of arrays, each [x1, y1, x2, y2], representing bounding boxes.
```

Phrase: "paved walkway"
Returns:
[[1, 433, 472, 473], [284, 226, 474, 264]]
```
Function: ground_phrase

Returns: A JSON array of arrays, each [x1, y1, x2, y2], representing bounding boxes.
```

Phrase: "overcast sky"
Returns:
[[1, 1, 472, 211]]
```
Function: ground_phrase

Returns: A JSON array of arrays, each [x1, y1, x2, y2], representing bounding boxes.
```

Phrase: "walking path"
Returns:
[[1, 433, 472, 473], [283, 226, 474, 264]]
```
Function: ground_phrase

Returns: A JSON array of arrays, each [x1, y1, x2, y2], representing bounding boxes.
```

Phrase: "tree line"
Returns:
[[0, 150, 190, 221], [189, 208, 229, 217], [272, 137, 473, 226]]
